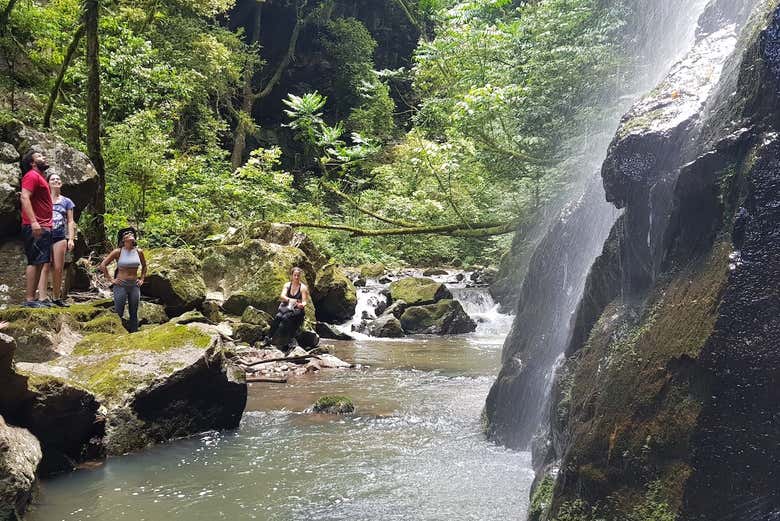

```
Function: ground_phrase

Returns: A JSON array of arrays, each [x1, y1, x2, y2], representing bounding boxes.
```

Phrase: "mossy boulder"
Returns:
[[312, 263, 357, 324], [203, 240, 315, 317], [233, 323, 268, 345], [389, 277, 452, 306], [137, 302, 168, 326], [0, 416, 41, 521], [240, 306, 272, 327], [312, 395, 355, 414], [19, 323, 247, 456], [142, 248, 206, 317], [367, 315, 405, 338], [0, 302, 124, 362], [359, 263, 385, 278], [399, 299, 476, 335]]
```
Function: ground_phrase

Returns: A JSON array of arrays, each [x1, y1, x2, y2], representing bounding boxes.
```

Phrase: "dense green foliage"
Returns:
[[1, 0, 632, 265]]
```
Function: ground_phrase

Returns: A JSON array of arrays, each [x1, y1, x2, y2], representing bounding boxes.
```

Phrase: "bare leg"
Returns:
[[37, 262, 50, 300], [51, 240, 67, 299], [25, 264, 44, 302]]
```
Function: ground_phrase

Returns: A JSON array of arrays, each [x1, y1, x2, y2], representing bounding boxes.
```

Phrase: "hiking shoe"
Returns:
[[22, 300, 45, 308], [51, 299, 69, 308], [38, 299, 56, 308]]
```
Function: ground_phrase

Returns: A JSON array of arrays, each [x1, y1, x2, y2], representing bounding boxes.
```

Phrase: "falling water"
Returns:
[[484, 0, 712, 450]]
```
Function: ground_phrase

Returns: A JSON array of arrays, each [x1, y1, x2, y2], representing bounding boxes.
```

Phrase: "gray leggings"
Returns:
[[113, 280, 140, 333]]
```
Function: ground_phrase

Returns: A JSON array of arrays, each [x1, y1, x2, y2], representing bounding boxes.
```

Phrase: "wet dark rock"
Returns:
[[0, 415, 41, 521], [378, 276, 392, 284], [295, 330, 320, 349], [382, 299, 408, 319], [366, 315, 405, 338], [422, 268, 448, 277], [314, 322, 353, 341], [353, 276, 366, 287], [399, 299, 476, 335], [532, 4, 780, 520]]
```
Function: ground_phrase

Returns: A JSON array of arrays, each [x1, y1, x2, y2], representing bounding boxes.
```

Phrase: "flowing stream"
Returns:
[[27, 282, 532, 521]]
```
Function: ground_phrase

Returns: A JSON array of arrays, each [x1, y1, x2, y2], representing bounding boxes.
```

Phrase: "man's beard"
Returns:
[[36, 161, 50, 172]]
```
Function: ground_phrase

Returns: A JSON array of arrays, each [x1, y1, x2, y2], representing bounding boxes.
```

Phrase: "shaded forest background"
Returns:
[[1, 0, 642, 266]]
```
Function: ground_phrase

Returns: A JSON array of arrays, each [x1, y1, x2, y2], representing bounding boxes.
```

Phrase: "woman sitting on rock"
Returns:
[[37, 173, 75, 307], [264, 267, 309, 348], [99, 229, 147, 333]]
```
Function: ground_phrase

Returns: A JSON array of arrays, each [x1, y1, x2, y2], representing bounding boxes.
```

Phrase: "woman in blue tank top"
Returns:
[[99, 230, 147, 332]]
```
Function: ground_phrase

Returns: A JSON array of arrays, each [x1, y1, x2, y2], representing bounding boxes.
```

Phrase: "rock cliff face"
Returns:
[[522, 1, 780, 519]]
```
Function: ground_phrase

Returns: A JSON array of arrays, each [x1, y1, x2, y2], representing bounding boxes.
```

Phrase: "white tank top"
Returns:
[[117, 247, 140, 269]]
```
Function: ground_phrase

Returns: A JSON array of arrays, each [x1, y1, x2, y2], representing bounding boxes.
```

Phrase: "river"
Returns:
[[27, 281, 534, 521]]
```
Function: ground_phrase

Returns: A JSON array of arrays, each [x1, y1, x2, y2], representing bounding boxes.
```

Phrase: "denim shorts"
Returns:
[[51, 226, 66, 244], [22, 225, 52, 265]]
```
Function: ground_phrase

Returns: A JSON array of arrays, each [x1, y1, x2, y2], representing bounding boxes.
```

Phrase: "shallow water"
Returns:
[[27, 289, 533, 521]]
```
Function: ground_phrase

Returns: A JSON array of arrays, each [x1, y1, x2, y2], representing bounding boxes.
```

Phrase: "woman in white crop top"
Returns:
[[99, 230, 147, 333]]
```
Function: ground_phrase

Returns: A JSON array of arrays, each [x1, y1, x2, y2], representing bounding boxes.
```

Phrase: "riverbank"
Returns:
[[24, 287, 530, 520]]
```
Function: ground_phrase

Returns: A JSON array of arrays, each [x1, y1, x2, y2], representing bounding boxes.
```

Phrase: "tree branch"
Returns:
[[284, 219, 517, 237], [0, 0, 19, 34]]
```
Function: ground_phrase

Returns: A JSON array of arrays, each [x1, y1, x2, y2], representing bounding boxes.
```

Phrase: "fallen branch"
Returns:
[[246, 376, 288, 384], [283, 220, 518, 238], [238, 354, 321, 367]]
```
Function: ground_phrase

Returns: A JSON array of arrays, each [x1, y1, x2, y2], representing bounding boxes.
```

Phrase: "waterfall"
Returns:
[[483, 0, 711, 450], [338, 272, 512, 340]]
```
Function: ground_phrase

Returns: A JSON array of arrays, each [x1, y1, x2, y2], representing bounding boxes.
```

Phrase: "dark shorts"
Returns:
[[22, 225, 53, 265], [52, 227, 66, 244]]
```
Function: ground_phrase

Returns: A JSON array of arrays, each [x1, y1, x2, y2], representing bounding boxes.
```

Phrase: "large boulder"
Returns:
[[359, 263, 385, 278], [0, 241, 26, 309], [0, 121, 99, 238], [142, 248, 207, 317], [399, 299, 476, 335], [389, 277, 452, 306], [0, 416, 41, 521], [0, 333, 29, 419], [203, 240, 317, 340], [312, 263, 357, 324], [367, 315, 405, 338], [17, 322, 247, 456], [11, 371, 103, 476], [315, 321, 353, 341], [0, 160, 20, 238], [0, 302, 124, 362], [1, 332, 100, 477]]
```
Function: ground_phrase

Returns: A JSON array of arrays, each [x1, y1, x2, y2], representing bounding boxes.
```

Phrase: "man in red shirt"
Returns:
[[19, 150, 53, 308]]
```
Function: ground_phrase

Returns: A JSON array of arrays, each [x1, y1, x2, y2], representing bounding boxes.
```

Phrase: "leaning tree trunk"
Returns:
[[85, 0, 106, 248], [43, 24, 85, 128]]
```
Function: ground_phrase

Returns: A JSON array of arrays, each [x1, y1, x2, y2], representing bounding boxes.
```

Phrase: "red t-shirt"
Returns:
[[20, 169, 53, 228]]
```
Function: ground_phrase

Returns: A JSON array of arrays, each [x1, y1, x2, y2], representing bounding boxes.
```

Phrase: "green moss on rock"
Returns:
[[389, 277, 451, 306], [312, 395, 355, 414], [399, 299, 476, 334], [312, 263, 357, 323], [142, 248, 206, 315]]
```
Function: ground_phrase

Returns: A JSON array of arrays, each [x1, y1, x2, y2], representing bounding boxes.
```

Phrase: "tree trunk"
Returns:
[[85, 0, 106, 248], [0, 0, 19, 34], [43, 24, 85, 128], [231, 3, 262, 169]]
